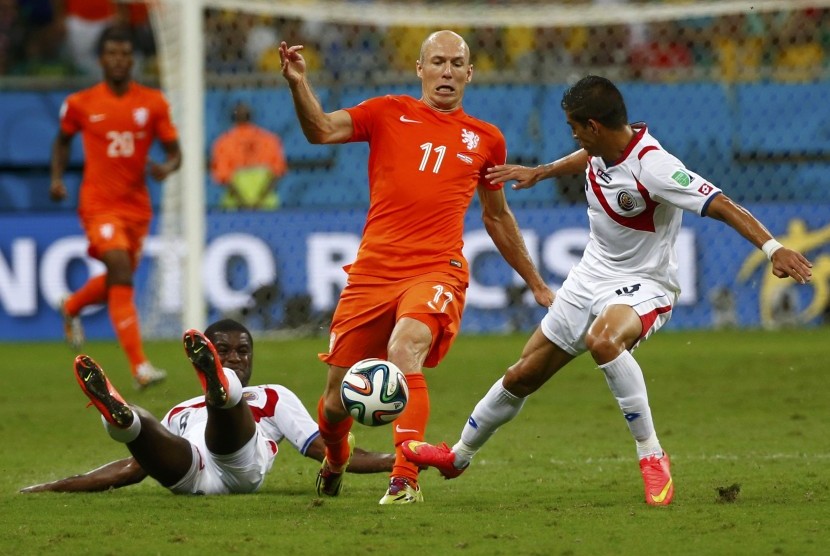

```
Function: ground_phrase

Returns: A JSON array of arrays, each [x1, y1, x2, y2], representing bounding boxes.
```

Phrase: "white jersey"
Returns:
[[163, 384, 321, 456], [579, 124, 721, 293]]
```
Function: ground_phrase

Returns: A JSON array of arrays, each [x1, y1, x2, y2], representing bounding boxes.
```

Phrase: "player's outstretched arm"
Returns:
[[278, 41, 353, 145], [705, 194, 813, 284], [304, 436, 394, 473], [20, 457, 148, 493], [486, 149, 588, 190]]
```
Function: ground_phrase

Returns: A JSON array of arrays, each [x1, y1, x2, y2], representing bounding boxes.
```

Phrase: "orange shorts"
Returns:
[[81, 215, 149, 264], [319, 272, 467, 369]]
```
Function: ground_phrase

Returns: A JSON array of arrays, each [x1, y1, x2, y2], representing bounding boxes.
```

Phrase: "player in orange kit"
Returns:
[[50, 25, 181, 390], [279, 30, 554, 504]]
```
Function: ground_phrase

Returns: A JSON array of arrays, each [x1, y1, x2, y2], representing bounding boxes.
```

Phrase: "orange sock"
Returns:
[[392, 373, 429, 482], [108, 284, 146, 373], [64, 275, 108, 316], [317, 396, 354, 470]]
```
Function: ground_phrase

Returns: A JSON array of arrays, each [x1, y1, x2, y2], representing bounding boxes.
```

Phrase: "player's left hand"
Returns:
[[486, 164, 542, 190], [148, 161, 172, 181], [770, 248, 813, 284], [532, 284, 555, 308]]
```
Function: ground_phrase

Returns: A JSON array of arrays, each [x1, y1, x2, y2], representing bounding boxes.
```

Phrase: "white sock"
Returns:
[[218, 367, 243, 409], [599, 351, 662, 459], [453, 377, 526, 468], [102, 413, 142, 443]]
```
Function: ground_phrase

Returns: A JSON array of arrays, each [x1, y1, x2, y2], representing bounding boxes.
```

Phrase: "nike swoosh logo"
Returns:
[[192, 345, 204, 354], [89, 114, 106, 122], [405, 441, 426, 454], [395, 425, 419, 433], [650, 478, 673, 503], [399, 115, 422, 124]]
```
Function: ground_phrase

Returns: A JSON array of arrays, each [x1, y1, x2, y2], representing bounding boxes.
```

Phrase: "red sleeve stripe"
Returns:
[[637, 145, 660, 159]]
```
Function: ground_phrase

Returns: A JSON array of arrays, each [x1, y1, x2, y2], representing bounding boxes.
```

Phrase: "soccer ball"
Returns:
[[340, 358, 409, 427]]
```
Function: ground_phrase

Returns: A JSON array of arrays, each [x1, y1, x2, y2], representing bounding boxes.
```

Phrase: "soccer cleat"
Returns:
[[60, 297, 85, 352], [183, 329, 228, 406], [378, 476, 424, 505], [74, 354, 133, 428], [133, 361, 167, 391], [401, 440, 467, 479], [316, 432, 355, 497], [640, 451, 674, 506]]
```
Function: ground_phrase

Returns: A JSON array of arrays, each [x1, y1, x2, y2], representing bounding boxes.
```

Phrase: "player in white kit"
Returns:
[[21, 319, 393, 494], [402, 75, 813, 506]]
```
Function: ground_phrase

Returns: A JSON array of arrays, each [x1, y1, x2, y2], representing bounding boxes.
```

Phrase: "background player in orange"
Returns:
[[50, 25, 181, 389], [279, 30, 554, 504]]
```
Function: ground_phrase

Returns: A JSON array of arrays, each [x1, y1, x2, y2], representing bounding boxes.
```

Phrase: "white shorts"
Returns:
[[168, 430, 278, 495], [541, 267, 676, 356]]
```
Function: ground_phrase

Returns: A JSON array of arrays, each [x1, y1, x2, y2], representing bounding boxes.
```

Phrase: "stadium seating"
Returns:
[[3, 81, 830, 211]]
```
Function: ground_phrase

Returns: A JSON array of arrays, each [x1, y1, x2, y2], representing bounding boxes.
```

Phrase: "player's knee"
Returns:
[[585, 330, 623, 363]]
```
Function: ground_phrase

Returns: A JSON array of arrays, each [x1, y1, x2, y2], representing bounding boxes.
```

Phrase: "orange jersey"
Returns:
[[344, 95, 506, 284], [210, 123, 287, 184], [60, 82, 178, 223]]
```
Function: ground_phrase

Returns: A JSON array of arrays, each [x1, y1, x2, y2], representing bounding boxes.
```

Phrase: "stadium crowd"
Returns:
[[2, 1, 828, 84]]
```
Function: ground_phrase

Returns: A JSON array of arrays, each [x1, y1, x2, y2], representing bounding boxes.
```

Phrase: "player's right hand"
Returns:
[[279, 42, 306, 83], [486, 164, 542, 190], [49, 179, 67, 202]]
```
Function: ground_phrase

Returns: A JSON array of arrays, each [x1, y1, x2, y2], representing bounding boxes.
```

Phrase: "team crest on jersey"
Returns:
[[133, 107, 149, 127], [617, 190, 638, 211], [243, 392, 257, 402], [461, 129, 479, 150]]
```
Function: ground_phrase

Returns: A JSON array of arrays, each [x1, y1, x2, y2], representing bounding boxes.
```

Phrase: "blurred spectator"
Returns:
[[14, 0, 70, 75], [772, 9, 825, 83], [470, 26, 506, 75], [629, 19, 694, 82], [707, 13, 766, 83], [210, 102, 288, 211], [61, 0, 117, 75], [0, 0, 23, 74], [205, 10, 253, 74]]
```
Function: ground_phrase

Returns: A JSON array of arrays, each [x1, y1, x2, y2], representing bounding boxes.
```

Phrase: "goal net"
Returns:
[[140, 0, 830, 337]]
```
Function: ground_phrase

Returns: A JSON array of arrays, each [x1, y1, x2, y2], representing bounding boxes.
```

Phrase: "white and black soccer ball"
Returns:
[[340, 358, 409, 427]]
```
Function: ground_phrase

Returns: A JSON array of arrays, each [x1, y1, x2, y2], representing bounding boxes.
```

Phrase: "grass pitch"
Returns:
[[2, 328, 828, 555]]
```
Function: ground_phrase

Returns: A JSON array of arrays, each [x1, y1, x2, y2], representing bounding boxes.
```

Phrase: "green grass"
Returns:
[[2, 328, 829, 555]]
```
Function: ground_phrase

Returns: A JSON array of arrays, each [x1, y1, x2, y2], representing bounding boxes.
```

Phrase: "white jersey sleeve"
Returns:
[[636, 149, 720, 215], [254, 385, 320, 455]]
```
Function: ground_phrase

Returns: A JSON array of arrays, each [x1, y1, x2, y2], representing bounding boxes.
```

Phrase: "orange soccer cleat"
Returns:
[[183, 329, 229, 407], [74, 354, 133, 428]]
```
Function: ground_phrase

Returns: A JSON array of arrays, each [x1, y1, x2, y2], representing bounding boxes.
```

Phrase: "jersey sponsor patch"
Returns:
[[698, 183, 714, 195], [449, 259, 462, 268], [671, 170, 692, 187]]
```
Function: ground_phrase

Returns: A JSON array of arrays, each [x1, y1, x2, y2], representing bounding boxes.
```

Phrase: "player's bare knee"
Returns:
[[585, 331, 624, 364]]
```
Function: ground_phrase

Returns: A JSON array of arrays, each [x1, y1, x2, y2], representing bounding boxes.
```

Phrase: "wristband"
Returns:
[[761, 239, 783, 261]]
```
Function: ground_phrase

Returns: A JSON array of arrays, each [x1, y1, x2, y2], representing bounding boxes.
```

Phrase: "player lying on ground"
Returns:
[[21, 319, 393, 494], [403, 75, 813, 506]]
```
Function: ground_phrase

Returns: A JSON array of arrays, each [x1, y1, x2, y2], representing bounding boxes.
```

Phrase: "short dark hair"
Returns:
[[204, 319, 253, 349], [561, 75, 628, 129], [97, 25, 134, 56]]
